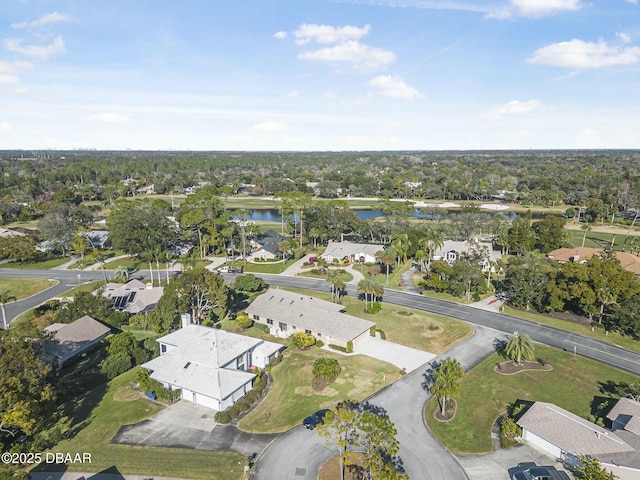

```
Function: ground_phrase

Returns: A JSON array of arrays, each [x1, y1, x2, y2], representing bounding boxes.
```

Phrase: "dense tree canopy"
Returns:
[[0, 330, 55, 436]]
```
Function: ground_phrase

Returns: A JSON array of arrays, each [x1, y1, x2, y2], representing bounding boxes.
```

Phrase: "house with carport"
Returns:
[[517, 401, 640, 479], [142, 323, 283, 411], [245, 288, 375, 351]]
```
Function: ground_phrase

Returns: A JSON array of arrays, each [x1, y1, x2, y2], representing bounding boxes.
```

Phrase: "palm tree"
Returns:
[[581, 222, 592, 248], [431, 357, 464, 416], [357, 279, 376, 310], [113, 265, 130, 283], [421, 229, 444, 270], [375, 249, 395, 283], [0, 291, 17, 330], [504, 332, 535, 365], [390, 233, 410, 267]]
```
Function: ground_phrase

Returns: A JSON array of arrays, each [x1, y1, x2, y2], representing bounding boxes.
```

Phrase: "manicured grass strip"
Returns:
[[425, 345, 640, 454], [0, 257, 70, 269], [238, 346, 402, 433], [240, 259, 297, 274], [36, 369, 245, 480], [503, 306, 640, 354], [0, 278, 57, 300], [283, 287, 472, 354]]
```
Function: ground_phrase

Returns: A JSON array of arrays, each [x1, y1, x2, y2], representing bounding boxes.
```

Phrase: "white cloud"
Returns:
[[0, 74, 20, 85], [333, 1, 492, 14], [14, 87, 28, 94], [529, 39, 640, 68], [367, 75, 424, 100], [483, 99, 547, 119], [87, 113, 132, 124], [273, 31, 287, 40], [616, 32, 632, 44], [299, 40, 396, 71], [489, 0, 584, 18], [286, 90, 300, 99], [252, 121, 287, 133], [3, 36, 65, 60], [294, 24, 371, 45], [0, 122, 12, 132], [11, 12, 72, 29], [625, 0, 637, 4]]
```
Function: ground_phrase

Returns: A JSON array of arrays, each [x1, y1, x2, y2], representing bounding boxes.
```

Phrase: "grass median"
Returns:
[[425, 345, 640, 454]]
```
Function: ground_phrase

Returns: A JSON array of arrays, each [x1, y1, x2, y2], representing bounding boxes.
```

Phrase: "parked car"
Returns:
[[217, 266, 231, 274], [303, 409, 331, 430], [308, 256, 318, 263], [511, 466, 552, 480]]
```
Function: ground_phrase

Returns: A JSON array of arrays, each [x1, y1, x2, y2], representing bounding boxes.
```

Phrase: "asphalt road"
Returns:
[[0, 268, 154, 324], [259, 274, 640, 377]]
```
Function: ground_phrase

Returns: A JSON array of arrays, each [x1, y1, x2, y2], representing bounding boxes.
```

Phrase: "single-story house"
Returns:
[[142, 324, 283, 411], [81, 229, 110, 249], [517, 401, 640, 479], [248, 230, 287, 261], [244, 288, 375, 351], [431, 239, 502, 272], [321, 240, 384, 265], [102, 279, 164, 314], [547, 247, 640, 276], [44, 315, 111, 369], [0, 228, 24, 238]]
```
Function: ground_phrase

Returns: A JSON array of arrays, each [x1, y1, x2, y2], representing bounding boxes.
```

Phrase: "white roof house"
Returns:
[[245, 288, 375, 350], [518, 401, 640, 479], [142, 324, 283, 411], [321, 240, 384, 265], [431, 239, 501, 272]]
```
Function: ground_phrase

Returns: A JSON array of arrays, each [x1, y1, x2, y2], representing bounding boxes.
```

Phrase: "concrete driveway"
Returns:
[[355, 335, 436, 372], [110, 400, 277, 456]]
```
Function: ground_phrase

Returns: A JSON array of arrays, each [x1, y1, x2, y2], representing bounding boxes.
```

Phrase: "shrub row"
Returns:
[[214, 372, 269, 424]]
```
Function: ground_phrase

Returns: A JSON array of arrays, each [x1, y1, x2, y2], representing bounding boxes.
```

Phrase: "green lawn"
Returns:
[[0, 278, 57, 300], [33, 369, 246, 480], [298, 268, 354, 283], [503, 306, 640, 354], [425, 345, 640, 454], [239, 259, 297, 274], [237, 345, 402, 433], [567, 229, 627, 250], [0, 257, 70, 269]]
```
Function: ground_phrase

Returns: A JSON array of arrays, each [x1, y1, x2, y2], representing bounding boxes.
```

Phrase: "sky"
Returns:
[[1, 0, 639, 151]]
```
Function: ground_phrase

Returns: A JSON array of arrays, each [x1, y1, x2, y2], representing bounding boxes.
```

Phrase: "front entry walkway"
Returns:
[[356, 335, 436, 372]]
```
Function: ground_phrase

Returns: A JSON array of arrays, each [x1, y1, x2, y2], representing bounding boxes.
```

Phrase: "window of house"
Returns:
[[160, 344, 166, 353], [279, 322, 287, 330], [267, 319, 273, 325], [305, 329, 311, 334], [253, 314, 259, 320]]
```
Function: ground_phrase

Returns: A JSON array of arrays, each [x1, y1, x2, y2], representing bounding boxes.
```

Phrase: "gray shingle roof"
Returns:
[[517, 402, 634, 456], [44, 315, 111, 362], [245, 288, 375, 342], [607, 397, 640, 435]]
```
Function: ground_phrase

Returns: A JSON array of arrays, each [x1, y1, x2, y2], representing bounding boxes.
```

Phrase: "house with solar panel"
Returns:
[[102, 279, 164, 314], [141, 323, 283, 410]]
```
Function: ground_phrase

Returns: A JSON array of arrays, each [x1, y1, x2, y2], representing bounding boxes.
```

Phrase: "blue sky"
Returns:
[[1, 0, 639, 150]]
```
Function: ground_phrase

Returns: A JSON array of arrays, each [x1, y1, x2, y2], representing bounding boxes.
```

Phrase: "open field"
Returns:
[[0, 278, 57, 300], [32, 369, 246, 480], [424, 345, 640, 454]]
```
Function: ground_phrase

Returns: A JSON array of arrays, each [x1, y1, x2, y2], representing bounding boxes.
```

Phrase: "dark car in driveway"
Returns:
[[509, 463, 569, 480], [511, 467, 551, 480], [303, 409, 331, 430]]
